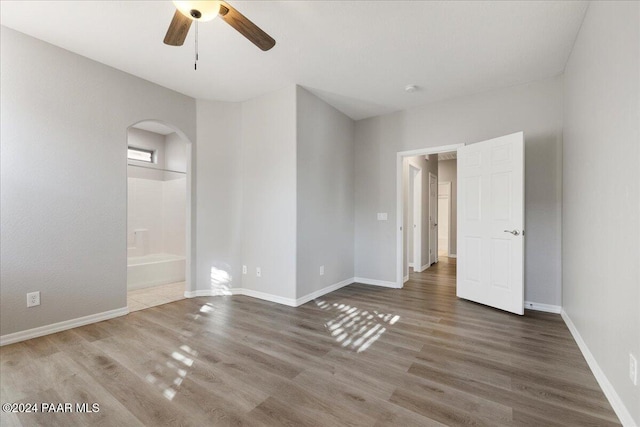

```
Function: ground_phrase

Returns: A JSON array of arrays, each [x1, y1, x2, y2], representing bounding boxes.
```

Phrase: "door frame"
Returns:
[[396, 143, 464, 288], [438, 181, 453, 257]]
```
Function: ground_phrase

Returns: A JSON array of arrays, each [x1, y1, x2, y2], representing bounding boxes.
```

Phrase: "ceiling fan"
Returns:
[[164, 1, 275, 51]]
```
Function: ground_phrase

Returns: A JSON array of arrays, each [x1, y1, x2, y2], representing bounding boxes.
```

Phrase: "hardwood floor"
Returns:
[[1, 257, 620, 426]]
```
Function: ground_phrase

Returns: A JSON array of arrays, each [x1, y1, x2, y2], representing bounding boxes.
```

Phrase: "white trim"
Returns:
[[185, 278, 355, 308], [420, 263, 431, 271], [448, 254, 457, 258], [184, 289, 218, 298], [185, 287, 296, 306], [295, 277, 354, 306], [0, 307, 129, 346], [404, 275, 409, 284], [355, 277, 403, 289], [399, 145, 464, 158], [524, 301, 561, 314], [408, 263, 414, 268], [397, 143, 465, 288], [561, 310, 635, 426], [237, 288, 298, 307]]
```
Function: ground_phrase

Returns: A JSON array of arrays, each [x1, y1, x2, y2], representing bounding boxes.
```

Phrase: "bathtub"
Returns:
[[127, 253, 185, 290]]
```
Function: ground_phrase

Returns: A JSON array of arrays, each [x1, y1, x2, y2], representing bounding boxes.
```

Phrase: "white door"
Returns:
[[457, 132, 524, 315], [429, 173, 438, 264]]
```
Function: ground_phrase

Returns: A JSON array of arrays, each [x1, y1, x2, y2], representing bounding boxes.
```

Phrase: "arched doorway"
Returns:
[[125, 120, 192, 311]]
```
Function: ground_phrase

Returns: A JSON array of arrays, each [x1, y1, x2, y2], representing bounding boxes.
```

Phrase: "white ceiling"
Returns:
[[0, 1, 588, 120]]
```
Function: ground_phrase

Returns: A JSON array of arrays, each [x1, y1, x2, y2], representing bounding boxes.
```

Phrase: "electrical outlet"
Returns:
[[27, 291, 40, 308], [630, 353, 638, 386], [320, 265, 325, 276], [256, 267, 261, 277], [242, 265, 247, 274]]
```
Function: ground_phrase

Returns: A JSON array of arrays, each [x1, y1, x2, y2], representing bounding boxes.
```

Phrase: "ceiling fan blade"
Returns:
[[164, 9, 192, 46], [219, 2, 275, 51]]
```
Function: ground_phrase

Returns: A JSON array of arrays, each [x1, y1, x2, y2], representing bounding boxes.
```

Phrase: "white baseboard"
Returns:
[[184, 289, 220, 298], [448, 253, 457, 258], [408, 263, 414, 268], [295, 277, 354, 306], [354, 277, 402, 289], [185, 287, 296, 306], [420, 263, 430, 271], [403, 275, 409, 284], [561, 310, 634, 426], [524, 301, 562, 314], [237, 288, 297, 307], [0, 307, 129, 346], [185, 278, 356, 308]]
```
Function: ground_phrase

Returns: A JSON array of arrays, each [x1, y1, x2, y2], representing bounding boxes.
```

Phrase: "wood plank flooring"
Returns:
[[0, 257, 620, 426]]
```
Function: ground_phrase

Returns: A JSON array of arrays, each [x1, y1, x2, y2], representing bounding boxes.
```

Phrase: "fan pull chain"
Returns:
[[194, 21, 199, 70]]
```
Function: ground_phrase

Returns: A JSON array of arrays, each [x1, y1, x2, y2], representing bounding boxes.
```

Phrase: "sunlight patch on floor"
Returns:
[[315, 300, 399, 353], [144, 345, 199, 401]]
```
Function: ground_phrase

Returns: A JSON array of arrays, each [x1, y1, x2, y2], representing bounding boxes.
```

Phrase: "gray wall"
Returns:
[[195, 100, 243, 293], [241, 87, 298, 299], [296, 87, 355, 298], [0, 27, 196, 336], [438, 159, 458, 255], [355, 76, 563, 305], [563, 2, 640, 424]]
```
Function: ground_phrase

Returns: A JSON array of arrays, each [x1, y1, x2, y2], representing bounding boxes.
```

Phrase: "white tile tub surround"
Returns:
[[127, 177, 164, 255], [127, 253, 186, 290], [127, 176, 186, 257]]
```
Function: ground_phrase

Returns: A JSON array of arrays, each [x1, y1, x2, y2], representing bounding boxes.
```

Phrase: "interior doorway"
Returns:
[[397, 144, 463, 287], [428, 172, 438, 265], [396, 133, 524, 315], [126, 120, 191, 312], [437, 151, 457, 259], [438, 182, 452, 257], [407, 165, 422, 271]]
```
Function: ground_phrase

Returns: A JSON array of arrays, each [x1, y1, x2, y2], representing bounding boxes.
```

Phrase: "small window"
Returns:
[[128, 147, 154, 163]]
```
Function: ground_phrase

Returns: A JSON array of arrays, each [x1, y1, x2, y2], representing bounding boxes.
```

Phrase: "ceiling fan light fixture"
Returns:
[[173, 1, 221, 22]]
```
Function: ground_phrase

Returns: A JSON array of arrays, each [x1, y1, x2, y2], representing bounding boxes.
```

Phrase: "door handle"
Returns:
[[504, 230, 520, 236]]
